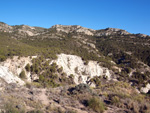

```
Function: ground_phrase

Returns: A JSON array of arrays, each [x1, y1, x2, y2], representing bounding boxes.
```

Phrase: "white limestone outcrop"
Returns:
[[0, 56, 37, 85], [140, 83, 150, 93], [51, 54, 112, 84], [0, 54, 112, 86], [0, 66, 24, 85]]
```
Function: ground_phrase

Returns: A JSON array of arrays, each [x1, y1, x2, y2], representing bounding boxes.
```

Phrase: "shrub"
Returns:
[[19, 70, 26, 79], [2, 102, 25, 113], [25, 63, 30, 72], [84, 60, 89, 65], [0, 55, 6, 61], [69, 84, 92, 94], [57, 66, 63, 73], [69, 74, 74, 79], [74, 67, 78, 74], [90, 76, 101, 87], [50, 65, 56, 73], [87, 97, 106, 113], [27, 110, 43, 113], [111, 96, 120, 105], [39, 75, 45, 82], [65, 110, 77, 113]]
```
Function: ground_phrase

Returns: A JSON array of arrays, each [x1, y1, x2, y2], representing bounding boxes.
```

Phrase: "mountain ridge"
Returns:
[[0, 21, 149, 38]]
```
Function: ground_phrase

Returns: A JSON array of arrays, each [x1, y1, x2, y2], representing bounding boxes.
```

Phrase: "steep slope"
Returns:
[[0, 33, 39, 61]]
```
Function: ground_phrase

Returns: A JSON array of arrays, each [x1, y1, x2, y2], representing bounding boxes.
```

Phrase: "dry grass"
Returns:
[[87, 97, 106, 113]]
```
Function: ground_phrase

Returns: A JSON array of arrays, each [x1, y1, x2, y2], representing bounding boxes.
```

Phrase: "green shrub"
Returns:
[[74, 67, 78, 74], [69, 74, 74, 79], [3, 103, 25, 113], [25, 63, 30, 72], [19, 70, 26, 79], [90, 76, 101, 87], [84, 60, 89, 65], [111, 96, 120, 105], [57, 66, 63, 73], [50, 66, 56, 73], [27, 110, 43, 113], [39, 75, 45, 82], [65, 110, 77, 113], [0, 55, 6, 61], [88, 97, 105, 113]]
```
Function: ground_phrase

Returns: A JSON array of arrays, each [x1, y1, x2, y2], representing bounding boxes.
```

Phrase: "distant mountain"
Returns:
[[0, 22, 149, 39]]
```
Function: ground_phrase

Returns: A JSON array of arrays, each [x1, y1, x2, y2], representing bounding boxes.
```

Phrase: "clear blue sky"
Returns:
[[0, 0, 150, 35]]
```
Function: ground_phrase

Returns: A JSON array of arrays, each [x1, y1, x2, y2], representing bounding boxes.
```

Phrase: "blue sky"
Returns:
[[0, 0, 150, 35]]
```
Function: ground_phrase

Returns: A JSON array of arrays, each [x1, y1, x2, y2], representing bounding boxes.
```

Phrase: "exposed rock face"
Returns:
[[95, 28, 130, 36], [13, 25, 48, 36], [0, 56, 37, 84], [1, 22, 149, 39], [0, 22, 13, 33], [51, 25, 95, 36], [1, 21, 149, 39], [0, 65, 24, 85], [0, 22, 48, 38], [51, 53, 112, 84], [136, 33, 149, 38], [140, 83, 150, 93], [0, 54, 112, 85]]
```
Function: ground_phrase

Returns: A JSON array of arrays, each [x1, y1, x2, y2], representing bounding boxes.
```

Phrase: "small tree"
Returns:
[[25, 63, 30, 72], [0, 55, 6, 61], [57, 67, 63, 73], [88, 97, 106, 113], [19, 70, 26, 79]]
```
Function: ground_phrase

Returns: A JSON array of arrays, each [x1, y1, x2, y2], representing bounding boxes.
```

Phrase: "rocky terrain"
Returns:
[[1, 22, 149, 39], [0, 22, 150, 113]]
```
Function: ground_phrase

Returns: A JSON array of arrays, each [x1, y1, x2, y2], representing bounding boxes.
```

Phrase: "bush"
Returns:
[[0, 55, 6, 61], [2, 102, 25, 113], [69, 74, 74, 79], [25, 63, 30, 72], [57, 66, 63, 73], [111, 96, 120, 105], [87, 97, 106, 113], [27, 110, 43, 113], [50, 66, 56, 73], [19, 70, 26, 79], [90, 76, 101, 87]]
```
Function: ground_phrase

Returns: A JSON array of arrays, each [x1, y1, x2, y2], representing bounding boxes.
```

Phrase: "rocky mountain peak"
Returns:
[[136, 33, 149, 38], [0, 22, 13, 33], [105, 28, 122, 32], [51, 24, 95, 35], [95, 27, 130, 36], [0, 22, 48, 37], [19, 25, 36, 30]]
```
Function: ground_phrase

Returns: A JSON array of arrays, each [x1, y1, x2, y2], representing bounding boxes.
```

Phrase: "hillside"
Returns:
[[0, 22, 150, 113]]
